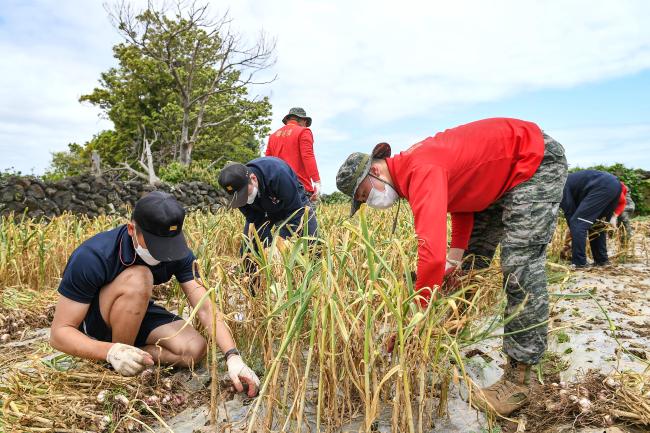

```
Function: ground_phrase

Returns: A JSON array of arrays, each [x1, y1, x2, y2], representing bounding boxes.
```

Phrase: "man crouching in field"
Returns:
[[50, 191, 259, 396]]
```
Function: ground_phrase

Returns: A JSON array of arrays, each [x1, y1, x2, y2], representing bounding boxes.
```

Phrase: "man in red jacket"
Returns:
[[336, 118, 568, 416], [266, 107, 321, 208]]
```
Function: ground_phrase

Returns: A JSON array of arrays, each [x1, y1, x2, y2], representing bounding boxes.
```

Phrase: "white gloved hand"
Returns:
[[311, 181, 321, 201], [227, 354, 260, 397], [445, 258, 461, 271], [106, 343, 153, 376], [609, 215, 618, 226]]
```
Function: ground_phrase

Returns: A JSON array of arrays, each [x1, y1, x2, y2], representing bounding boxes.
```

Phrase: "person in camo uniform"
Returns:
[[335, 118, 568, 416]]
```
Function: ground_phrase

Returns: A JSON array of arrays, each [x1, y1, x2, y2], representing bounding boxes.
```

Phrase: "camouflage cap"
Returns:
[[336, 152, 371, 217], [282, 107, 312, 127], [336, 142, 393, 217]]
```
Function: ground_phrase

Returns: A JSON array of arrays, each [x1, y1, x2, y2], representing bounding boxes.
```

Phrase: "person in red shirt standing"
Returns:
[[266, 107, 321, 209], [336, 118, 568, 416]]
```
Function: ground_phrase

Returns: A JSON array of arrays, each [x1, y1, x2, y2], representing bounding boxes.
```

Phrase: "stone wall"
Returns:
[[0, 174, 228, 219]]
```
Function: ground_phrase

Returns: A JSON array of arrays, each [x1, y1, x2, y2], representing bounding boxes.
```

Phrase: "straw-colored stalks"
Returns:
[[546, 217, 650, 265], [1, 207, 649, 432], [0, 355, 195, 433], [201, 206, 509, 432]]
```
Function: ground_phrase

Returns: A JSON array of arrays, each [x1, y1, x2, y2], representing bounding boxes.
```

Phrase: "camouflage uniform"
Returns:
[[464, 134, 568, 365]]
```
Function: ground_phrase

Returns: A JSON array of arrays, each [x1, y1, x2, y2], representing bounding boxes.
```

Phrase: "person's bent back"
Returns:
[[49, 192, 260, 396]]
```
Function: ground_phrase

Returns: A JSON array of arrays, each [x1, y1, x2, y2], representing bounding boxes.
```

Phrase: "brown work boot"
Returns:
[[471, 357, 532, 416]]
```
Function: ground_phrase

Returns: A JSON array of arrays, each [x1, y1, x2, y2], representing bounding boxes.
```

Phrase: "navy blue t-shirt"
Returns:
[[58, 225, 198, 304]]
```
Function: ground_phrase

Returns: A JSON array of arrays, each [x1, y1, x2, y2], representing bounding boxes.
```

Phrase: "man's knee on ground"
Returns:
[[120, 265, 154, 299], [182, 335, 207, 364]]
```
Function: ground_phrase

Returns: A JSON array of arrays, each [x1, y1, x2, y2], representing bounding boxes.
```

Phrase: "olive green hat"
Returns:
[[282, 107, 312, 127], [336, 142, 392, 216]]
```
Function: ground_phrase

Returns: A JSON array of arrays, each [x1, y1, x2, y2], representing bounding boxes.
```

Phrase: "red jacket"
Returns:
[[614, 183, 628, 216], [266, 120, 320, 193], [385, 118, 545, 306]]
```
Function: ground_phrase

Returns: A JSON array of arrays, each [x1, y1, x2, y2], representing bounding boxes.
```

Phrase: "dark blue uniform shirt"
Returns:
[[239, 157, 316, 247], [58, 225, 197, 304], [561, 170, 622, 222], [560, 170, 622, 266]]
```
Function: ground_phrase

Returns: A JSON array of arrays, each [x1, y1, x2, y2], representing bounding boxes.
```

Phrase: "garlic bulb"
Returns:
[[113, 394, 129, 407], [96, 390, 108, 403], [578, 397, 592, 412]]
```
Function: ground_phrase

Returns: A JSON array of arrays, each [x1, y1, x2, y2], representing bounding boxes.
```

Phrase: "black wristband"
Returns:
[[223, 348, 240, 361]]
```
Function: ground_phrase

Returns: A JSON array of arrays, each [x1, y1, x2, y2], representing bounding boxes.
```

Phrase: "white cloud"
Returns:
[[0, 1, 116, 173], [1, 0, 649, 185], [549, 123, 650, 170], [229, 0, 650, 125]]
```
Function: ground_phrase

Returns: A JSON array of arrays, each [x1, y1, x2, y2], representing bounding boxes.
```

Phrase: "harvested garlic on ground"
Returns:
[[144, 395, 159, 406], [96, 415, 111, 431], [162, 378, 173, 390], [96, 390, 108, 403], [113, 394, 129, 406], [140, 368, 154, 382], [604, 377, 620, 389], [578, 397, 592, 412]]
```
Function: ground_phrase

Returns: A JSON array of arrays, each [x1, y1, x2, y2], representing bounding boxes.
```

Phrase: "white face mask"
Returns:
[[366, 177, 399, 209], [247, 185, 258, 204], [133, 230, 161, 266]]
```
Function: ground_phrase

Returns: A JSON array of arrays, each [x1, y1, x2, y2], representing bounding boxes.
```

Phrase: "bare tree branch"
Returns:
[[107, 0, 276, 165]]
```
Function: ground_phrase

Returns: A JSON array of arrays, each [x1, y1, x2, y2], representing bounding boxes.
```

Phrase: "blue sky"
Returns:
[[1, 0, 649, 192]]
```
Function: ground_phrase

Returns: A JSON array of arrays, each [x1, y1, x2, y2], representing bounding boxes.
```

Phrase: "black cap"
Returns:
[[132, 191, 190, 262], [218, 162, 251, 209]]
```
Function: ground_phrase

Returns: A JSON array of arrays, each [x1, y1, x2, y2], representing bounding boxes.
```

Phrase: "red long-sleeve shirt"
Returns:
[[614, 183, 628, 216], [384, 118, 545, 306], [266, 120, 320, 193]]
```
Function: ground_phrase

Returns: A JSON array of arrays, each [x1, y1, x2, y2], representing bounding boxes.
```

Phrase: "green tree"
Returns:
[[107, 0, 275, 165], [50, 1, 274, 179]]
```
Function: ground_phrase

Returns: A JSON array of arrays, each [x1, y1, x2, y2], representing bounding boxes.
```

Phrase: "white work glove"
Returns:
[[106, 343, 153, 376], [227, 354, 260, 397], [311, 181, 321, 201], [609, 215, 618, 226], [445, 258, 461, 272]]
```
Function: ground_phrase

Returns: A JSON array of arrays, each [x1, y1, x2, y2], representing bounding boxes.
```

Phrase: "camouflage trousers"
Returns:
[[464, 133, 568, 365]]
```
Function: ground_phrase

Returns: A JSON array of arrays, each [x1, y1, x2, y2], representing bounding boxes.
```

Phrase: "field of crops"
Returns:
[[0, 205, 648, 433]]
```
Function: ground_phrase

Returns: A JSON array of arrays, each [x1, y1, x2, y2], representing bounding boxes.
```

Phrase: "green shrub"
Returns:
[[158, 159, 221, 187], [320, 191, 351, 205], [0, 167, 24, 182]]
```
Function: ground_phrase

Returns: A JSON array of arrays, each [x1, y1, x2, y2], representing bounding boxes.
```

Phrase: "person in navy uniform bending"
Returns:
[[50, 191, 259, 396], [218, 157, 318, 251], [560, 170, 627, 268]]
